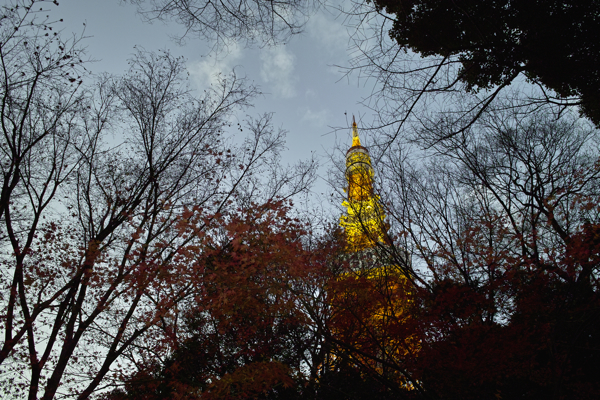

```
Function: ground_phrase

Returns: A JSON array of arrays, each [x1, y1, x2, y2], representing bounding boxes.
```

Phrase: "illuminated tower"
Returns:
[[333, 117, 417, 390], [340, 117, 388, 254]]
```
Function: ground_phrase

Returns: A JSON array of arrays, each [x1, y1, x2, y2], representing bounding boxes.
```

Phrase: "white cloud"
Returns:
[[260, 45, 297, 98], [305, 88, 317, 99], [306, 12, 349, 53], [188, 43, 243, 89], [301, 107, 330, 128]]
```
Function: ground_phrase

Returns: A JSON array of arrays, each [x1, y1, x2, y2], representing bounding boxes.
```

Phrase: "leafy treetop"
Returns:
[[370, 0, 600, 125]]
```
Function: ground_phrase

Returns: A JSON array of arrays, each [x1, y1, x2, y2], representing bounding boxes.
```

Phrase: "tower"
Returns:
[[332, 117, 417, 390], [340, 117, 389, 254]]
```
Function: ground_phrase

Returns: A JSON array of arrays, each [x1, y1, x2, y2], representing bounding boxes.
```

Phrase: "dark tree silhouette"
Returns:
[[340, 0, 600, 147]]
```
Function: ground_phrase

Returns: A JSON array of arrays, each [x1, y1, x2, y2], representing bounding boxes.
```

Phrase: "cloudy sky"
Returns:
[[55, 0, 378, 201]]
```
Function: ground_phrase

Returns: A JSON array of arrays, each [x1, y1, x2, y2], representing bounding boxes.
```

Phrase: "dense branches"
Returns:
[[0, 2, 316, 398], [3, 0, 600, 398], [129, 0, 315, 47], [371, 0, 600, 125], [346, 111, 600, 399], [326, 1, 600, 394], [340, 0, 600, 148]]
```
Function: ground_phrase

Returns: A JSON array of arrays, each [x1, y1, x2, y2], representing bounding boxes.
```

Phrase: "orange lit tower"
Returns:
[[333, 117, 417, 390], [340, 117, 388, 253]]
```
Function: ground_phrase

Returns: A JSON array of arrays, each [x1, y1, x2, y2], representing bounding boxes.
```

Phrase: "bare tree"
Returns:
[[129, 0, 316, 48], [379, 111, 600, 283], [0, 2, 315, 398]]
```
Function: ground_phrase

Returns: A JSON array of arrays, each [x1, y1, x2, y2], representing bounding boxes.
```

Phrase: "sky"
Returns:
[[54, 0, 378, 204]]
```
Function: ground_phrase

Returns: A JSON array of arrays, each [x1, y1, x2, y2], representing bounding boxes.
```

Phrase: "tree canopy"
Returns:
[[369, 0, 600, 125]]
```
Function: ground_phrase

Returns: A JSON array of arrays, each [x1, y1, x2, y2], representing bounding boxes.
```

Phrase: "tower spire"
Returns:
[[352, 115, 361, 147]]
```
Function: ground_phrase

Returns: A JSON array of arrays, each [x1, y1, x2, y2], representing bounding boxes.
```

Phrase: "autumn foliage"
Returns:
[[106, 201, 328, 399]]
